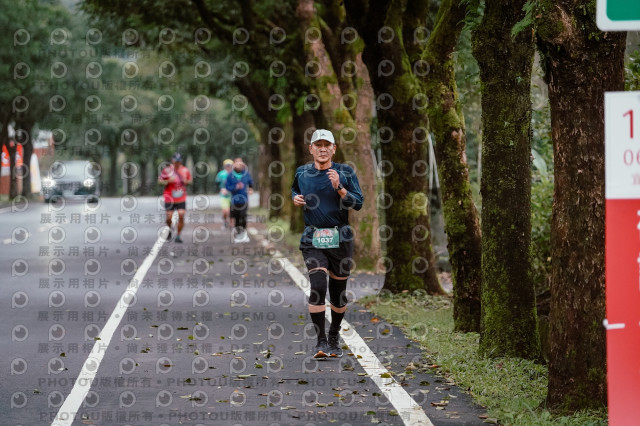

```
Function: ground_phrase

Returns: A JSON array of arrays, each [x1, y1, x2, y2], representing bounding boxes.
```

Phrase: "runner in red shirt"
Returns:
[[158, 153, 192, 243]]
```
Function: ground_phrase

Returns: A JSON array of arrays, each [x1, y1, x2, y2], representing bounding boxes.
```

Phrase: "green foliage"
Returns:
[[0, 0, 259, 196], [530, 176, 552, 291], [625, 48, 640, 90], [460, 0, 484, 32], [511, 0, 536, 37], [361, 292, 607, 425], [0, 0, 75, 116], [530, 103, 553, 292]]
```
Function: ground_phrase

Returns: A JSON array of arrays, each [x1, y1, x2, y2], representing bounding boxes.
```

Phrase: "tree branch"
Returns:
[[190, 0, 234, 42]]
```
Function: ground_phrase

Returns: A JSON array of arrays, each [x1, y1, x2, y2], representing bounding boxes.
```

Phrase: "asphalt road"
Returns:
[[1, 195, 486, 426]]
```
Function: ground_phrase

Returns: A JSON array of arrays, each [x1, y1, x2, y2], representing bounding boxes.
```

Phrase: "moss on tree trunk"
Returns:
[[349, 53, 380, 270], [536, 0, 626, 412], [344, 0, 443, 294], [235, 80, 287, 221], [472, 0, 541, 359], [424, 0, 482, 332]]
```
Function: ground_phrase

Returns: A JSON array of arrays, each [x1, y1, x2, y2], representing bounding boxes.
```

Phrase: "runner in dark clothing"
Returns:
[[291, 129, 364, 358], [226, 157, 253, 242]]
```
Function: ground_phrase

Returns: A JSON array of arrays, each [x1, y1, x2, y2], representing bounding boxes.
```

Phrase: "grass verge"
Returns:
[[254, 210, 303, 251], [359, 292, 607, 426]]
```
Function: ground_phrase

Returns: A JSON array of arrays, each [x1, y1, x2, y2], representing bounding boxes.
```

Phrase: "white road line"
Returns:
[[261, 239, 434, 426], [51, 231, 168, 426]]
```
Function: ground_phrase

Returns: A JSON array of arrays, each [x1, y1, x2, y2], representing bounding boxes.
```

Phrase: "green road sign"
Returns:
[[607, 0, 640, 20], [598, 0, 640, 30]]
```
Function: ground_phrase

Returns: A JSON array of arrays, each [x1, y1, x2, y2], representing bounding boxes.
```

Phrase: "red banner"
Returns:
[[1, 143, 24, 175], [605, 199, 640, 425], [605, 92, 640, 424]]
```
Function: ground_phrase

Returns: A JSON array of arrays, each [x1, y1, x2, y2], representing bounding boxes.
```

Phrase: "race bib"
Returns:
[[312, 227, 340, 249], [171, 188, 185, 199]]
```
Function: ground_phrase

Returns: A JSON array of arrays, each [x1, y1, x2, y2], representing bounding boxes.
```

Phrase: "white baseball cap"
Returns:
[[310, 129, 335, 144]]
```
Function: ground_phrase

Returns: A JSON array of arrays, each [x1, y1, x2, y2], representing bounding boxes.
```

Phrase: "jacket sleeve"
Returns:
[[291, 167, 302, 199], [225, 175, 235, 193], [341, 166, 364, 210]]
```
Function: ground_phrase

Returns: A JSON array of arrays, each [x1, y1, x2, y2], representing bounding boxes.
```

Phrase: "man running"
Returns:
[[291, 129, 364, 358], [225, 157, 254, 242], [215, 159, 234, 228], [158, 152, 193, 243]]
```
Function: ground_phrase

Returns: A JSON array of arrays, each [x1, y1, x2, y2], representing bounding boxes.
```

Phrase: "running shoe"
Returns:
[[327, 334, 343, 357], [174, 235, 183, 243], [233, 228, 250, 243], [313, 339, 330, 358]]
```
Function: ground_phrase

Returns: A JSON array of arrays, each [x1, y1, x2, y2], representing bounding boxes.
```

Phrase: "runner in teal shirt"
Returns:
[[215, 159, 233, 228]]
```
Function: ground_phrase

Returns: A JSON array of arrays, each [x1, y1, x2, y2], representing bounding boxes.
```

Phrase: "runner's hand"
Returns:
[[293, 194, 306, 207], [327, 169, 340, 189]]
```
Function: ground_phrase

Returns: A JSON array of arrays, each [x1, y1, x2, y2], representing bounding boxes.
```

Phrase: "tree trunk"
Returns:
[[288, 103, 315, 232], [0, 115, 13, 198], [423, 0, 482, 332], [236, 84, 297, 228], [349, 53, 380, 271], [257, 130, 270, 210], [344, 0, 442, 294], [269, 122, 285, 219], [140, 160, 148, 196], [8, 136, 18, 200], [17, 121, 34, 199], [1, 116, 19, 199], [235, 81, 285, 219], [108, 146, 118, 196], [472, 0, 541, 359], [536, 2, 626, 411]]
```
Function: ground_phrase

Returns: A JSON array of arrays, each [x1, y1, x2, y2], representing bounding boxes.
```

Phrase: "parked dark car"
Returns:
[[42, 160, 101, 203]]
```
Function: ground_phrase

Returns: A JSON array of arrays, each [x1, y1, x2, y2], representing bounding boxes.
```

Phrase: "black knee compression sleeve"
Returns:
[[328, 276, 348, 308], [308, 269, 328, 305]]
